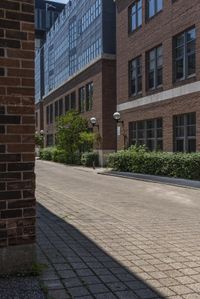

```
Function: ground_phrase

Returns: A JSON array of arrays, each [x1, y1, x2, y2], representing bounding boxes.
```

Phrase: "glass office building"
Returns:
[[35, 0, 116, 103], [35, 0, 65, 48]]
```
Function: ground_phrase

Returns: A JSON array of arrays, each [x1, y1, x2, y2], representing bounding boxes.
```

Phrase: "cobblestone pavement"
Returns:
[[0, 277, 45, 299], [36, 160, 200, 299]]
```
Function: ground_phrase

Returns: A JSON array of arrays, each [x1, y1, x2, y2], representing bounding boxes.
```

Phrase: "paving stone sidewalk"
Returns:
[[0, 277, 45, 299], [36, 161, 200, 299]]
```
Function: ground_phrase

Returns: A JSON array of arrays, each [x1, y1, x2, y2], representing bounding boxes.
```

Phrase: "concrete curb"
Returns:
[[99, 171, 200, 190]]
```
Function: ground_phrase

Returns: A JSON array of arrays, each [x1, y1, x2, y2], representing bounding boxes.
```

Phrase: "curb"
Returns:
[[99, 171, 200, 190]]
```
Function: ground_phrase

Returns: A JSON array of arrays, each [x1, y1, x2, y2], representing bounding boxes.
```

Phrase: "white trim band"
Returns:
[[117, 81, 200, 112]]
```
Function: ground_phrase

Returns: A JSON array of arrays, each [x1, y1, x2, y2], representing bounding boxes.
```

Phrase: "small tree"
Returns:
[[35, 132, 44, 148], [79, 131, 96, 152], [56, 111, 96, 162]]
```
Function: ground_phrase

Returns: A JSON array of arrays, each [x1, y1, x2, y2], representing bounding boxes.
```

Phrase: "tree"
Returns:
[[56, 111, 96, 162], [35, 132, 44, 148]]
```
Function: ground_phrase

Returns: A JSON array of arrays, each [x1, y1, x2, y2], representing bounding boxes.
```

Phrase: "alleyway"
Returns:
[[36, 160, 200, 299]]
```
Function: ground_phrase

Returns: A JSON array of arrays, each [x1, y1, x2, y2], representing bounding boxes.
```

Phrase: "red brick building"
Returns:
[[116, 0, 200, 152], [36, 57, 117, 165], [0, 0, 36, 274], [35, 0, 117, 165]]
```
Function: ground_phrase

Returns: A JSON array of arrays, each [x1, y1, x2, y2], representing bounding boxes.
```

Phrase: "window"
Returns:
[[46, 106, 50, 125], [36, 112, 38, 127], [50, 104, 53, 124], [55, 101, 59, 118], [47, 134, 54, 147], [71, 92, 76, 110], [79, 87, 85, 113], [174, 112, 196, 153], [147, 45, 163, 90], [129, 118, 163, 151], [59, 99, 63, 116], [81, 0, 101, 33], [174, 27, 196, 81], [129, 0, 142, 32], [65, 95, 70, 112], [129, 56, 142, 96], [86, 82, 93, 111], [147, 0, 163, 19], [65, 92, 76, 112]]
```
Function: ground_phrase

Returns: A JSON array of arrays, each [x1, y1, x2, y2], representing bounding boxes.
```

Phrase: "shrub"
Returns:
[[52, 149, 68, 164], [39, 147, 81, 165], [108, 146, 200, 180], [39, 147, 55, 161], [81, 152, 99, 167], [69, 151, 81, 165]]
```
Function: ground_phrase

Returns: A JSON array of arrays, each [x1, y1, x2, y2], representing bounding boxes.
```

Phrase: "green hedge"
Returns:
[[39, 147, 81, 165], [39, 147, 55, 161], [108, 146, 200, 180], [81, 152, 99, 167]]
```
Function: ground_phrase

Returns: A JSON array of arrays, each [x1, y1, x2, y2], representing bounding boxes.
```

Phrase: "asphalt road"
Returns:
[[36, 160, 200, 299]]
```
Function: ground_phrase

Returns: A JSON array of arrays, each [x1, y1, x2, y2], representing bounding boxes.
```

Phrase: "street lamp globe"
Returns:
[[90, 117, 97, 126], [40, 130, 44, 135], [113, 112, 121, 121]]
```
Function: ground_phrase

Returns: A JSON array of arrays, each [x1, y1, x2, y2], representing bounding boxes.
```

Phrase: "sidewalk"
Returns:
[[0, 277, 45, 299], [100, 171, 200, 189]]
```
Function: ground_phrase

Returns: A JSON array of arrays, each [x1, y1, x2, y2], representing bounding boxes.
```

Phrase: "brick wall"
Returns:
[[116, 0, 200, 104], [116, 0, 200, 150], [0, 0, 35, 274]]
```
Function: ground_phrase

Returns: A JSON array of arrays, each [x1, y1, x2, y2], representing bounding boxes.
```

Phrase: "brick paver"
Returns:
[[36, 161, 200, 299]]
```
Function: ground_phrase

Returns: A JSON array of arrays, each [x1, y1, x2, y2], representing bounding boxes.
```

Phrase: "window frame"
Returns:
[[128, 0, 143, 33], [50, 104, 53, 124], [46, 106, 50, 125], [86, 82, 93, 111], [79, 86, 85, 113], [65, 92, 76, 113], [129, 118, 163, 151], [58, 98, 63, 116], [147, 45, 163, 90], [129, 55, 142, 96], [146, 0, 163, 20], [173, 112, 196, 153], [54, 101, 59, 119], [173, 27, 196, 82]]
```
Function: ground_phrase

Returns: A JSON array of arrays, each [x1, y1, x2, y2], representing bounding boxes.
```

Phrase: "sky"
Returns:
[[50, 0, 68, 3]]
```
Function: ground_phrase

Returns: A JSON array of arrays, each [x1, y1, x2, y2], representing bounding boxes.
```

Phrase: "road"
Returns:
[[36, 160, 200, 299]]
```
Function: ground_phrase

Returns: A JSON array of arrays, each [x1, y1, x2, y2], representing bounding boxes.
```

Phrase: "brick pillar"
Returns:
[[0, 1, 36, 274]]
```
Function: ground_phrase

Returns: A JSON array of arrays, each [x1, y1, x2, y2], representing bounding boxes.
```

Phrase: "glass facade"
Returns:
[[35, 0, 116, 103], [35, 50, 41, 102]]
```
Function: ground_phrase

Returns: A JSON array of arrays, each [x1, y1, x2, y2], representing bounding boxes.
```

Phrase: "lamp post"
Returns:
[[90, 117, 99, 130], [113, 111, 126, 151], [89, 117, 100, 169], [113, 112, 123, 124]]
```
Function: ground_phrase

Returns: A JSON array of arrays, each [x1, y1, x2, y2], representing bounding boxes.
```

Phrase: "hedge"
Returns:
[[39, 147, 55, 161], [81, 152, 99, 167], [39, 147, 81, 165], [108, 146, 200, 180], [39, 148, 99, 167]]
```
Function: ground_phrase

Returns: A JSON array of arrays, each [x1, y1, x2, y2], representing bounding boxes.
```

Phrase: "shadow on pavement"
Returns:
[[37, 203, 164, 299]]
